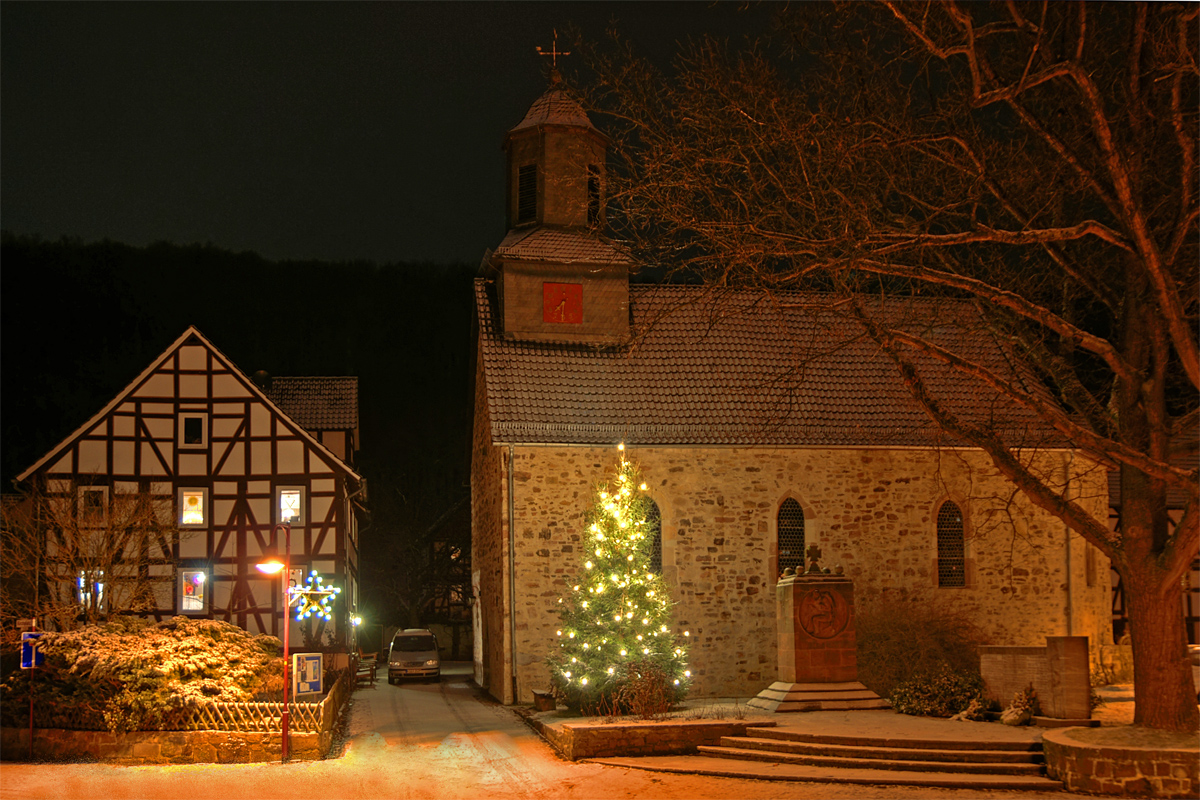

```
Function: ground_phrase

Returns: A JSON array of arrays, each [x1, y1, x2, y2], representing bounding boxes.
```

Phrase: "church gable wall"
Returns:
[[500, 261, 629, 344], [504, 445, 1111, 702]]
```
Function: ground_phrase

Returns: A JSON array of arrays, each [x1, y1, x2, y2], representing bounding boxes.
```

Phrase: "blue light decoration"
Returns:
[[290, 570, 341, 621]]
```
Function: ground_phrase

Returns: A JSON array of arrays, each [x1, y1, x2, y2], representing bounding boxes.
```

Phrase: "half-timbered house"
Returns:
[[15, 326, 366, 649]]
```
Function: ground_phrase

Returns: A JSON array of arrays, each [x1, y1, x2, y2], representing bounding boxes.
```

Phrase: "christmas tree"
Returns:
[[547, 446, 691, 713]]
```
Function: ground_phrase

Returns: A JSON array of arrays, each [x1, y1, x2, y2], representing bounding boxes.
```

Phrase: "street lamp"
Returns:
[[256, 522, 292, 762]]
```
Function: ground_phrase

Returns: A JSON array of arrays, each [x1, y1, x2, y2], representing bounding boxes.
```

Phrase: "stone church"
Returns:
[[470, 73, 1112, 705]]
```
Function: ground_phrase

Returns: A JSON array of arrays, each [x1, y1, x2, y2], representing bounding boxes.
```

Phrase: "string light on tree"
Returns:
[[546, 445, 690, 712]]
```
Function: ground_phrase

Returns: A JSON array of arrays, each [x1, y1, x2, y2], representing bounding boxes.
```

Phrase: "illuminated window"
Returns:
[[179, 488, 207, 526], [77, 569, 106, 611], [179, 568, 208, 613], [777, 498, 805, 575], [277, 487, 304, 525], [179, 413, 207, 448], [937, 501, 966, 588]]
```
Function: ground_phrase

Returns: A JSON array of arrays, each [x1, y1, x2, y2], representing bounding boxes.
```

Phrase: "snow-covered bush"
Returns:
[[1, 616, 283, 732]]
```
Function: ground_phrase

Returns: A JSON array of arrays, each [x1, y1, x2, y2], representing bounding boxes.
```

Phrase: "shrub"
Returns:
[[890, 662, 985, 717], [0, 616, 283, 732], [855, 593, 983, 699]]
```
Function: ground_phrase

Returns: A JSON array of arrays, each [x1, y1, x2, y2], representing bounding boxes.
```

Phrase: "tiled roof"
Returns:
[[509, 83, 596, 133], [475, 280, 1062, 448], [1108, 415, 1198, 510], [266, 377, 358, 431], [494, 227, 633, 266]]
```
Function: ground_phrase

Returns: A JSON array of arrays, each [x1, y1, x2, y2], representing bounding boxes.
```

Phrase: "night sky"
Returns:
[[2, 1, 770, 265]]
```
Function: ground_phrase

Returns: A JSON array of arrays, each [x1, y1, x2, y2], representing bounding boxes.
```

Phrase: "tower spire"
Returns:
[[536, 29, 571, 81]]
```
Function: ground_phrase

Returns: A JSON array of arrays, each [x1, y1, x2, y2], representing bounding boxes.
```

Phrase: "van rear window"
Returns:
[[393, 635, 436, 652]]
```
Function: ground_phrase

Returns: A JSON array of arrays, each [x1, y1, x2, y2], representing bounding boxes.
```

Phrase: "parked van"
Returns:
[[388, 628, 440, 683]]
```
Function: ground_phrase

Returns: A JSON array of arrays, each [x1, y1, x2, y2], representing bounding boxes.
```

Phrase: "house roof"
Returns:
[[494, 228, 633, 267], [475, 280, 1062, 448], [266, 377, 358, 431], [16, 326, 363, 484]]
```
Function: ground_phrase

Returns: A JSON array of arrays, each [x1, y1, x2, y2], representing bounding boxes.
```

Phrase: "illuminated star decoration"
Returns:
[[290, 571, 341, 621]]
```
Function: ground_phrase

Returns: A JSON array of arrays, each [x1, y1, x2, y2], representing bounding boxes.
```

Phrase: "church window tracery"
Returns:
[[647, 499, 662, 575], [937, 500, 966, 587], [777, 498, 805, 574]]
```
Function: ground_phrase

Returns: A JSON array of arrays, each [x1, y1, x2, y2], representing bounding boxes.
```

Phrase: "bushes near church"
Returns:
[[0, 616, 283, 732], [546, 451, 690, 715], [856, 595, 985, 716]]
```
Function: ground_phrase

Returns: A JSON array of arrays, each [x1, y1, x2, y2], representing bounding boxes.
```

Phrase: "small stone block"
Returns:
[[532, 690, 556, 712]]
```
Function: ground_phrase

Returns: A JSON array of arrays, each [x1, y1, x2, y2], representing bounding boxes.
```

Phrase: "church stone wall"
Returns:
[[503, 445, 1111, 703], [470, 356, 511, 702]]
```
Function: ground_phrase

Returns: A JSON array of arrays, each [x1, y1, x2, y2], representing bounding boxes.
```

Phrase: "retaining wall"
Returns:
[[527, 716, 774, 761], [1043, 728, 1199, 798], [0, 726, 332, 764]]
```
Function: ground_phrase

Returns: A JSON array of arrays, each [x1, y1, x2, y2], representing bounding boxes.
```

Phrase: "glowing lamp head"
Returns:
[[256, 559, 285, 575]]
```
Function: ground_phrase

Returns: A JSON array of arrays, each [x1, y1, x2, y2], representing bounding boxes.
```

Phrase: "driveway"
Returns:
[[0, 664, 1068, 799]]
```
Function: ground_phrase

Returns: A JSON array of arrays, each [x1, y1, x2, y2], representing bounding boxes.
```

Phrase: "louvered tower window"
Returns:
[[937, 501, 966, 587], [517, 165, 537, 223], [777, 498, 805, 574], [647, 499, 662, 576], [587, 165, 600, 225]]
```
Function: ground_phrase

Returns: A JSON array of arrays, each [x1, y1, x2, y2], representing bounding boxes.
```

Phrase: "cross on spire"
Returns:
[[536, 29, 571, 70]]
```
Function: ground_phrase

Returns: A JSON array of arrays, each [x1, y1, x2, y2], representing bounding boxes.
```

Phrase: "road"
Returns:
[[0, 664, 1067, 800]]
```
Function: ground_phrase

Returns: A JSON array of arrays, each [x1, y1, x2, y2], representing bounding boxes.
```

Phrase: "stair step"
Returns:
[[698, 745, 1047, 776], [745, 725, 1042, 752], [590, 755, 1065, 791], [720, 735, 1044, 765]]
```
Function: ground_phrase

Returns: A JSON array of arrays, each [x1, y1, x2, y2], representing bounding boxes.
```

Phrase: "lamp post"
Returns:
[[256, 522, 292, 762]]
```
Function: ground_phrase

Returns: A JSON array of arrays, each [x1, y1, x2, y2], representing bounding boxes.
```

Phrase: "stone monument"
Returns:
[[748, 544, 889, 712]]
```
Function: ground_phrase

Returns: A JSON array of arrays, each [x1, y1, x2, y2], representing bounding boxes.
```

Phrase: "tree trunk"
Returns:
[[1121, 537, 1199, 732]]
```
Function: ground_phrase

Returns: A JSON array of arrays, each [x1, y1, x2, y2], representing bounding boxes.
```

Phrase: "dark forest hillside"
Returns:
[[1, 232, 477, 633]]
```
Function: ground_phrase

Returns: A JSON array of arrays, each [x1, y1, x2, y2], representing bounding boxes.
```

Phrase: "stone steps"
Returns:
[[717, 732, 1044, 765], [747, 726, 1042, 752], [684, 726, 1064, 790], [699, 742, 1046, 775], [590, 753, 1066, 791]]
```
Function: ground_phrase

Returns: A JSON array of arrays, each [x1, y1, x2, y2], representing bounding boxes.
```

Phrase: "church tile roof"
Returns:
[[509, 84, 596, 133], [475, 280, 1060, 448], [266, 377, 358, 431], [494, 228, 633, 266]]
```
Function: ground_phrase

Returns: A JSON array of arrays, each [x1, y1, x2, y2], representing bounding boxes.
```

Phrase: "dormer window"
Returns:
[[517, 165, 537, 224]]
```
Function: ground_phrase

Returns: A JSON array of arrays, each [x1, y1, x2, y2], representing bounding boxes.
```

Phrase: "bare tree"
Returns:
[[2, 480, 185, 634], [360, 463, 471, 648], [584, 1, 1198, 731]]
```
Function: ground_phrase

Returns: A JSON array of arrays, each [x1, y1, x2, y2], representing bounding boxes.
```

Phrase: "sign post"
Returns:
[[293, 653, 324, 697], [21, 621, 42, 759]]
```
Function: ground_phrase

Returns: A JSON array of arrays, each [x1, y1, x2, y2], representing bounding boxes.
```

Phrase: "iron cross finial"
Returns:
[[536, 29, 571, 70]]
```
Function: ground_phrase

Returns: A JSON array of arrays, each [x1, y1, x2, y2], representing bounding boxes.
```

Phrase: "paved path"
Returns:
[[0, 665, 1075, 799]]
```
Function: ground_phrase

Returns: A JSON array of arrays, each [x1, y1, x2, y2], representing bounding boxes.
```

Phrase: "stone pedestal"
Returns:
[[748, 571, 888, 712]]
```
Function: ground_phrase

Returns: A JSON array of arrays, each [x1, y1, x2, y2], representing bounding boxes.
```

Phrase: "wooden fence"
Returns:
[[20, 667, 352, 735]]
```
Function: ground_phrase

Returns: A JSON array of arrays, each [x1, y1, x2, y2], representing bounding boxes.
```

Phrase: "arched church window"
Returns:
[[777, 498, 805, 574], [647, 499, 662, 575], [937, 501, 966, 587]]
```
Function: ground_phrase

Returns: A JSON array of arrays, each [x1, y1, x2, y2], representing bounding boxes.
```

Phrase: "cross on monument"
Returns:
[[536, 29, 571, 70]]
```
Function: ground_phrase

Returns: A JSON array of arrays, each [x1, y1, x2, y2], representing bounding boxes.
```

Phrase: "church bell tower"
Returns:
[[489, 50, 630, 346]]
